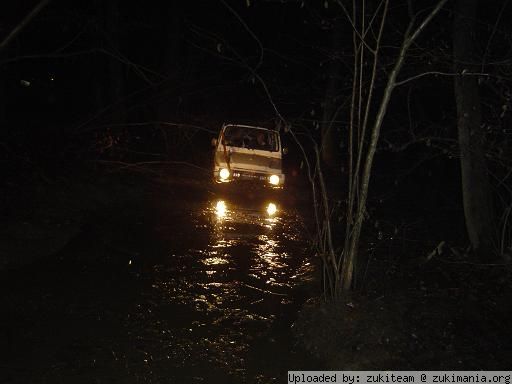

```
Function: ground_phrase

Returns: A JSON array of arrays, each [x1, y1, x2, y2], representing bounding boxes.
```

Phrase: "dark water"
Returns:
[[2, 184, 316, 383]]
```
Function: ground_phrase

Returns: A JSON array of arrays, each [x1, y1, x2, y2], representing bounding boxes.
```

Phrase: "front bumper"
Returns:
[[213, 168, 285, 188]]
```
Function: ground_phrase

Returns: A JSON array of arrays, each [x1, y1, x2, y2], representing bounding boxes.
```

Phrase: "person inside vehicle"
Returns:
[[255, 131, 268, 150]]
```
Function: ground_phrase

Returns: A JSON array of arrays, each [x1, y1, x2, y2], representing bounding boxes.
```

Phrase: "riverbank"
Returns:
[[293, 247, 512, 369]]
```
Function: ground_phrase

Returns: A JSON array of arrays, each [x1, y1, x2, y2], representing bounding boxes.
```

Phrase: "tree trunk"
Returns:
[[0, 67, 5, 129], [340, 0, 448, 292], [157, 1, 183, 157], [91, 0, 106, 114], [105, 0, 125, 122], [453, 0, 497, 258]]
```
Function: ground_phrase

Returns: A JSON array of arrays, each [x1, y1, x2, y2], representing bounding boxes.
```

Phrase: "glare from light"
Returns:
[[269, 174, 280, 185], [267, 202, 277, 216], [202, 257, 229, 266], [215, 200, 227, 217], [219, 168, 230, 180]]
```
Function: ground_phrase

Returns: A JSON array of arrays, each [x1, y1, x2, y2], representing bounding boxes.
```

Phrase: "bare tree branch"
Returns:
[[0, 0, 51, 52], [481, 0, 510, 71], [220, 0, 264, 71], [395, 70, 502, 86]]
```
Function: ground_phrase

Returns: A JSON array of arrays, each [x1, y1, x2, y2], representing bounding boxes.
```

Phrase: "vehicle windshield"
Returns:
[[221, 126, 279, 152]]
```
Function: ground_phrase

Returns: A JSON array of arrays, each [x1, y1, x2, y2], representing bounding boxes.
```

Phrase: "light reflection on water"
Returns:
[[202, 256, 229, 266], [204, 197, 311, 288], [215, 200, 227, 218], [207, 199, 286, 280], [125, 196, 314, 382]]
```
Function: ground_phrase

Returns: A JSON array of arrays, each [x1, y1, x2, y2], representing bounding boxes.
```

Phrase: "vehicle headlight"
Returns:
[[269, 174, 280, 185], [219, 168, 230, 180]]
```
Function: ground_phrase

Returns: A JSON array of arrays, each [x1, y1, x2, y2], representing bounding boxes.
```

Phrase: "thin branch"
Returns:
[[73, 81, 160, 133], [481, 0, 510, 71], [0, 0, 51, 52], [354, 0, 389, 186], [94, 160, 209, 173], [0, 49, 96, 65], [220, 0, 264, 71], [407, 0, 449, 43], [0, 47, 166, 82], [500, 204, 512, 255], [85, 121, 217, 134], [334, 0, 377, 54], [395, 70, 499, 87], [362, 0, 387, 40], [407, 0, 415, 20]]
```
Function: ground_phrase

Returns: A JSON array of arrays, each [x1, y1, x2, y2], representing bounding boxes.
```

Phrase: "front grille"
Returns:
[[232, 171, 267, 181]]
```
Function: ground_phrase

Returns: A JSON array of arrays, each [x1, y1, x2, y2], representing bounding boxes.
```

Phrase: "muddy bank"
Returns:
[[294, 258, 512, 370]]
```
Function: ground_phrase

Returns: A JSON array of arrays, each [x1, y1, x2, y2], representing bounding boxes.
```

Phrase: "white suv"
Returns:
[[212, 124, 285, 188]]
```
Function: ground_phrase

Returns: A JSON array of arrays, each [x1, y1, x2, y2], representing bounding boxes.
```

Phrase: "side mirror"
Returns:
[[211, 138, 218, 147], [282, 147, 288, 155]]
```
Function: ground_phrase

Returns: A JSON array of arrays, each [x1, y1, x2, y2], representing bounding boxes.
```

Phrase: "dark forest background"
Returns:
[[1, 0, 512, 276], [3, 0, 512, 374]]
